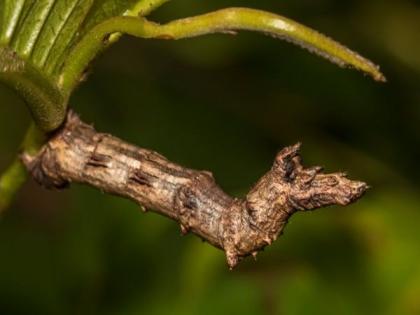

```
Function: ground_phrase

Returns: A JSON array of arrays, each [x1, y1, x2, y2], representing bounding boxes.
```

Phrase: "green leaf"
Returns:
[[0, 0, 167, 130]]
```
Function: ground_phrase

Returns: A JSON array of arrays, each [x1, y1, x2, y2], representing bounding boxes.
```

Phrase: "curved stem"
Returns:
[[0, 123, 46, 213], [60, 7, 385, 92], [107, 0, 172, 44], [0, 47, 67, 132]]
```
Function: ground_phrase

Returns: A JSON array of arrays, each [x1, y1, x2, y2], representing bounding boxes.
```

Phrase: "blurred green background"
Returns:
[[1, 0, 420, 314]]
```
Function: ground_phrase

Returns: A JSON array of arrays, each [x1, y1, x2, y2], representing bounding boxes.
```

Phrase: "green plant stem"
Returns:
[[0, 47, 67, 132], [0, 123, 46, 213], [60, 7, 385, 93], [0, 159, 27, 213], [131, 0, 171, 16], [107, 0, 172, 44]]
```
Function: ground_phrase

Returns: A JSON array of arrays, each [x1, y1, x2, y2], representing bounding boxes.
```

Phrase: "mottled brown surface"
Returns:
[[22, 111, 368, 269]]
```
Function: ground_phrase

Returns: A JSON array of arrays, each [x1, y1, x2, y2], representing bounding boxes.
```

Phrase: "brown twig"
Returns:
[[22, 111, 367, 269]]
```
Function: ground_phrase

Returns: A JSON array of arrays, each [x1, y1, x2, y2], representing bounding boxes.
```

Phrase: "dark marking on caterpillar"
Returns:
[[129, 170, 153, 187], [86, 153, 111, 168]]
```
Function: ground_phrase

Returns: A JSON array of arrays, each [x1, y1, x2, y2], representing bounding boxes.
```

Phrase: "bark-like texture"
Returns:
[[22, 111, 367, 268]]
